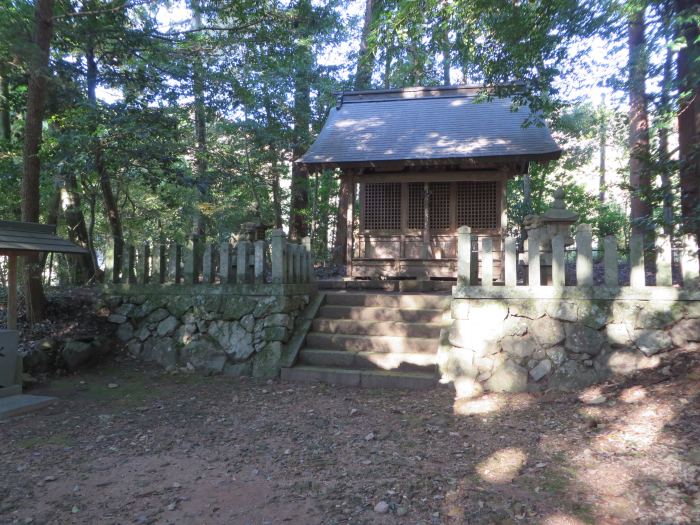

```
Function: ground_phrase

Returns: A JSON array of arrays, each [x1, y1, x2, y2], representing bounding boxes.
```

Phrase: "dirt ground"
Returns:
[[1, 347, 699, 525]]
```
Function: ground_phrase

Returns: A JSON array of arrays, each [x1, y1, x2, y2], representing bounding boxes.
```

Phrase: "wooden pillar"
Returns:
[[346, 175, 354, 275], [422, 182, 430, 260], [7, 254, 17, 330], [335, 173, 350, 265]]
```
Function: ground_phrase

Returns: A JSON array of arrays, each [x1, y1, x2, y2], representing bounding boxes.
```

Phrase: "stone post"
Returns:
[[527, 230, 541, 287], [237, 240, 250, 284], [655, 233, 673, 286], [630, 233, 645, 287], [603, 235, 618, 287], [271, 229, 286, 284], [575, 224, 593, 286], [254, 240, 265, 284], [183, 239, 197, 284], [681, 233, 699, 287], [203, 244, 216, 284], [457, 226, 471, 287], [504, 236, 517, 287], [481, 237, 493, 286], [551, 234, 566, 287], [168, 243, 182, 283], [139, 242, 150, 285]]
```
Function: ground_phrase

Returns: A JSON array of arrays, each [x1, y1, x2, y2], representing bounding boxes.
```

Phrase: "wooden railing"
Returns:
[[457, 224, 700, 288], [106, 229, 314, 286]]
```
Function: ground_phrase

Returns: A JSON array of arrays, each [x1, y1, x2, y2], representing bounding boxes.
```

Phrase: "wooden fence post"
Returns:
[[527, 230, 541, 287], [552, 234, 566, 287], [157, 243, 166, 284], [603, 235, 618, 287], [126, 244, 136, 284], [457, 226, 471, 287], [271, 229, 286, 284], [254, 240, 265, 284], [630, 233, 645, 287], [481, 237, 493, 286], [167, 243, 182, 283], [655, 233, 673, 286], [504, 236, 517, 287], [575, 224, 593, 286], [681, 233, 699, 287]]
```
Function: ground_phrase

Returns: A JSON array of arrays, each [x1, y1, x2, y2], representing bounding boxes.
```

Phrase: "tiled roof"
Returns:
[[300, 86, 561, 168]]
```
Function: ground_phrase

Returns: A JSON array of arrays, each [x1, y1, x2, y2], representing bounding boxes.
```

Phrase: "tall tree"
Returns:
[[21, 0, 54, 322], [355, 0, 376, 90], [675, 0, 699, 238], [628, 3, 652, 234]]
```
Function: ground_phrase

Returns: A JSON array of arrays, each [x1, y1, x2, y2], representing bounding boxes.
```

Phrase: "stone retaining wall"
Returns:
[[103, 284, 312, 378], [442, 287, 700, 395]]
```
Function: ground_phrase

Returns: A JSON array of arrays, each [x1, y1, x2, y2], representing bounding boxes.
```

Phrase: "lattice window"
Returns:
[[429, 182, 451, 229], [457, 181, 499, 229], [407, 183, 424, 229], [363, 183, 401, 230]]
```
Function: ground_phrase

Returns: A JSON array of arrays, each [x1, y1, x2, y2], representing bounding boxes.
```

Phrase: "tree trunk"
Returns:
[[21, 0, 54, 324], [0, 64, 10, 142], [355, 0, 375, 90], [598, 94, 607, 203], [87, 45, 123, 281], [676, 0, 700, 238], [628, 6, 652, 235], [333, 173, 350, 265], [659, 40, 674, 234], [289, 32, 312, 241], [63, 171, 97, 280], [191, 1, 208, 240], [442, 19, 451, 85]]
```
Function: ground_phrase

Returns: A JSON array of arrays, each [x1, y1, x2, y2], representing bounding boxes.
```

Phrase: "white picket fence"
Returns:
[[106, 229, 314, 286], [457, 224, 700, 288]]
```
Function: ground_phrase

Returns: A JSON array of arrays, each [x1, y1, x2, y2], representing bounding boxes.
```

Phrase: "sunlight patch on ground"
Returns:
[[540, 513, 589, 525], [364, 353, 436, 370], [476, 447, 527, 484], [453, 394, 504, 415], [592, 401, 676, 452], [619, 385, 647, 403]]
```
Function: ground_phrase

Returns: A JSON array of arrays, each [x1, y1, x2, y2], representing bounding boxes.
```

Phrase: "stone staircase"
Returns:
[[281, 292, 450, 389]]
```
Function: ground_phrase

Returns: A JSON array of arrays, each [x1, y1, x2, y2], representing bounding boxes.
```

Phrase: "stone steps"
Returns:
[[281, 291, 445, 390], [305, 332, 438, 354], [299, 348, 438, 373], [318, 305, 445, 323], [311, 318, 443, 338], [281, 366, 437, 390]]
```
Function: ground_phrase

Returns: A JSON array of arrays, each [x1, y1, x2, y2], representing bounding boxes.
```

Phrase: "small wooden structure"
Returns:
[[0, 221, 87, 329], [300, 85, 561, 280]]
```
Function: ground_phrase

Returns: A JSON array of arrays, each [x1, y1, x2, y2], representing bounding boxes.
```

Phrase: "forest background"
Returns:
[[0, 0, 698, 322]]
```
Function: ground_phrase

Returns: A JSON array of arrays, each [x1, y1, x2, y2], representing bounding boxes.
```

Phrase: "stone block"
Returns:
[[545, 346, 566, 367], [508, 300, 546, 319], [448, 320, 499, 355], [208, 320, 255, 361], [565, 324, 603, 355], [61, 340, 92, 370], [605, 323, 631, 347], [440, 346, 478, 381], [548, 361, 598, 391], [166, 296, 193, 318], [500, 334, 537, 363], [453, 377, 483, 399], [126, 341, 142, 358], [502, 317, 528, 337], [468, 300, 508, 323], [530, 316, 565, 348], [578, 303, 608, 330], [529, 358, 552, 381], [635, 302, 684, 330], [157, 316, 179, 337], [609, 301, 641, 329], [107, 314, 127, 324], [485, 361, 528, 393], [116, 323, 134, 343], [451, 299, 470, 320], [632, 329, 673, 356], [546, 301, 578, 322], [182, 338, 226, 374], [223, 361, 253, 377], [263, 313, 293, 329], [252, 342, 282, 378], [670, 318, 700, 347], [145, 308, 169, 324]]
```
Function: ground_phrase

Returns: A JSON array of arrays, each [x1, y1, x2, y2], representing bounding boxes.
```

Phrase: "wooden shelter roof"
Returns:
[[300, 85, 562, 170], [0, 221, 87, 256]]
